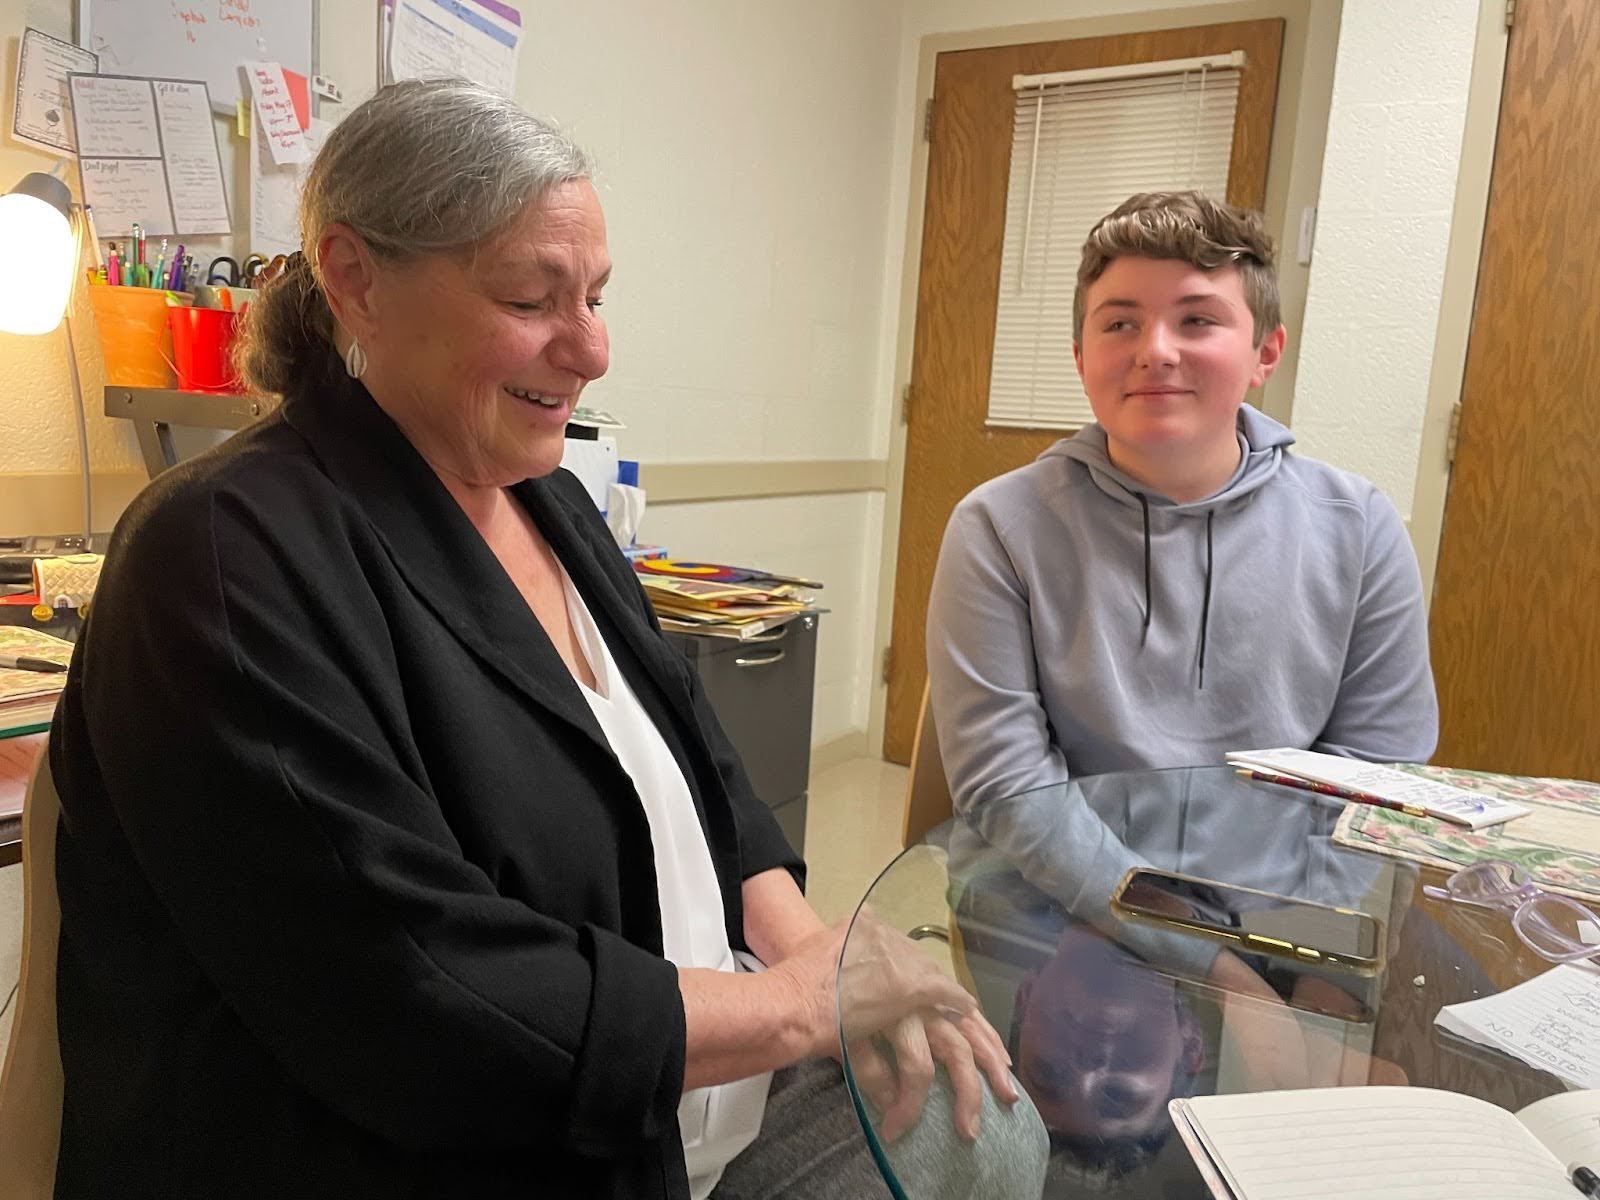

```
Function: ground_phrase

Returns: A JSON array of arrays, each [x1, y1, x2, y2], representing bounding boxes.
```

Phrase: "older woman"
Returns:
[[48, 81, 1042, 1198]]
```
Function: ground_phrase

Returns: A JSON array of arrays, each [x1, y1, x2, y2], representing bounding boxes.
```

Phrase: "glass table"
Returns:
[[837, 768, 1570, 1198]]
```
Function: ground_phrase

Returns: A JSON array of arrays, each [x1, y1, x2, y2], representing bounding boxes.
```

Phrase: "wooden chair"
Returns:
[[902, 681, 953, 848], [0, 745, 64, 1199]]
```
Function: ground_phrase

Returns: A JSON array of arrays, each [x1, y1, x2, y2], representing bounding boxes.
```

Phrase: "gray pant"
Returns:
[[712, 1058, 1048, 1200]]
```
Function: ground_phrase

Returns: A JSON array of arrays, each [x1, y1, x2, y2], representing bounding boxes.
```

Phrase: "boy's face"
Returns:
[[1074, 256, 1284, 476]]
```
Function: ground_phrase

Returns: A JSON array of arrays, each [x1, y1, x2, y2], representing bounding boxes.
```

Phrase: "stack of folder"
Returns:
[[633, 562, 821, 640]]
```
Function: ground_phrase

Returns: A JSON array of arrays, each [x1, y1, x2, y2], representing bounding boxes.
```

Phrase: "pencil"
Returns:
[[1233, 768, 1431, 820]]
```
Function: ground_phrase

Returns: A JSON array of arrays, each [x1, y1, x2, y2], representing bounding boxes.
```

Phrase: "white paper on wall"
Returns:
[[68, 72, 232, 238], [11, 27, 98, 156], [388, 0, 523, 97]]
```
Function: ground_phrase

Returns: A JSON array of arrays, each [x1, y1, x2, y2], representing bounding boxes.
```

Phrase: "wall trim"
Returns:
[[1408, 0, 1511, 608], [809, 730, 872, 776], [0, 471, 149, 535], [644, 459, 888, 505], [0, 458, 892, 532]]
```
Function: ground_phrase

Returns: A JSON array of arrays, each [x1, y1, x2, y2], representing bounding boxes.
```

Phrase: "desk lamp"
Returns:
[[0, 171, 92, 542]]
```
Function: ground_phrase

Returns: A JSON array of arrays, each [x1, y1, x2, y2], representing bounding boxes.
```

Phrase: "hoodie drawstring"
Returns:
[[1198, 510, 1214, 690], [1130, 488, 1216, 689], [1137, 493, 1152, 646]]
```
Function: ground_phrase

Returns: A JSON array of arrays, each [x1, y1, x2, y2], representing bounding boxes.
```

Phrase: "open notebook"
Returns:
[[1170, 1087, 1599, 1199]]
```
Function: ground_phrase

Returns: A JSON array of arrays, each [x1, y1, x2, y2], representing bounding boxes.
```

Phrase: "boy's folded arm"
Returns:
[[925, 502, 1071, 818], [1314, 490, 1440, 764]]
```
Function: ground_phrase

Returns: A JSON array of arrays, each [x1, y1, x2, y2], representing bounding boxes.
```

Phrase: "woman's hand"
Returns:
[[768, 912, 1018, 1141]]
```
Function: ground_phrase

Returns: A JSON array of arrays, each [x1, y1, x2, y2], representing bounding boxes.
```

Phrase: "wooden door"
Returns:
[[1429, 0, 1600, 777], [882, 21, 1285, 762]]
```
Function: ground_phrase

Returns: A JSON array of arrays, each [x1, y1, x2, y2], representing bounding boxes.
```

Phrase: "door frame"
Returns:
[[1406, 0, 1511, 603], [866, 0, 1347, 756]]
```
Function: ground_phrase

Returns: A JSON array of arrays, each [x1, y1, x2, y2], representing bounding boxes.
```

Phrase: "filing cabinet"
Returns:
[[663, 613, 818, 857]]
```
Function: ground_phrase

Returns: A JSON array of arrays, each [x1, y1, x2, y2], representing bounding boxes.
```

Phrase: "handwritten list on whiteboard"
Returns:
[[67, 73, 231, 238]]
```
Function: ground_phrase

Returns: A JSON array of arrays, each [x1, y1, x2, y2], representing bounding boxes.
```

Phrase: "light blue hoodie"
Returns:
[[926, 406, 1439, 816]]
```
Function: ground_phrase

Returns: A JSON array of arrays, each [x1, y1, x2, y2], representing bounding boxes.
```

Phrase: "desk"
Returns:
[[838, 768, 1570, 1198]]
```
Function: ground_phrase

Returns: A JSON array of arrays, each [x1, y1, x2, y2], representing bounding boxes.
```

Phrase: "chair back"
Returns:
[[902, 683, 954, 848], [0, 744, 64, 1198]]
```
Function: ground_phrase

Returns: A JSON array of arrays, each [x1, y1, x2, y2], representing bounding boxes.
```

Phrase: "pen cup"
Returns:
[[87, 286, 190, 387], [166, 306, 242, 394]]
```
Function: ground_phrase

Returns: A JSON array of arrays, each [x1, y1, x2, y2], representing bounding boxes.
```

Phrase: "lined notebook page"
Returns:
[[1517, 1090, 1600, 1172], [1181, 1087, 1572, 1199]]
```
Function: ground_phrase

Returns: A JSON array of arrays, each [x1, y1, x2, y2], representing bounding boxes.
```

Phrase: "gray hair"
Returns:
[[234, 78, 593, 397]]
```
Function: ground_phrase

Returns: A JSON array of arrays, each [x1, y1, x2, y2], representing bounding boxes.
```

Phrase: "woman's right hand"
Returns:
[[767, 912, 1017, 1140]]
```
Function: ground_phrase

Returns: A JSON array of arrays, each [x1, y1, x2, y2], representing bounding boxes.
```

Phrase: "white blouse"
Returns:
[[560, 569, 770, 1197]]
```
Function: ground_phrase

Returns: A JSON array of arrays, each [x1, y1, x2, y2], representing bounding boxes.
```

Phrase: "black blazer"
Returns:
[[49, 379, 802, 1199]]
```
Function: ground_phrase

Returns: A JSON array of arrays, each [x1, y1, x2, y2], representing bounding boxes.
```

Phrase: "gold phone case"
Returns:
[[1110, 867, 1385, 976]]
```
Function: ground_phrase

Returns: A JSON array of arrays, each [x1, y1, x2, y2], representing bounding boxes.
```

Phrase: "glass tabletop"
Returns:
[[836, 767, 1570, 1199]]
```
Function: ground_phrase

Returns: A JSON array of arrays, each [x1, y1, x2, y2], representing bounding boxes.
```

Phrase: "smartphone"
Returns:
[[1111, 868, 1383, 975]]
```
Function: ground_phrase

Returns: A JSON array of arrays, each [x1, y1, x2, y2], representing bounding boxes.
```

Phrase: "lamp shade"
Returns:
[[0, 172, 77, 335]]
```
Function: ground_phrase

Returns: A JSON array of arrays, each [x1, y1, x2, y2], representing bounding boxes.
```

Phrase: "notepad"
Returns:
[[1226, 747, 1530, 830], [1435, 963, 1600, 1090], [1170, 1086, 1600, 1199]]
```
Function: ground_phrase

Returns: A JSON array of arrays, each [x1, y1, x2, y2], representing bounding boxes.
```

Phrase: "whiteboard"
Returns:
[[81, 0, 316, 111]]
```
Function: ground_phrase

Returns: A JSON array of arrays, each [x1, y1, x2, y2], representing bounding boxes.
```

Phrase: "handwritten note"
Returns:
[[68, 73, 231, 238], [1436, 963, 1600, 1090], [245, 62, 307, 166], [70, 74, 162, 157], [11, 27, 99, 156], [153, 80, 231, 232]]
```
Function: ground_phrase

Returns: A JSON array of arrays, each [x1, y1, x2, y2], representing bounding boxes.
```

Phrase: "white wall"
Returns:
[[0, 0, 909, 748], [1291, 0, 1479, 518], [0, 0, 1495, 752]]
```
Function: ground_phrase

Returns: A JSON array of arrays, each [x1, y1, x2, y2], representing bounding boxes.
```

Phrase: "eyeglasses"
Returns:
[[1423, 860, 1600, 963]]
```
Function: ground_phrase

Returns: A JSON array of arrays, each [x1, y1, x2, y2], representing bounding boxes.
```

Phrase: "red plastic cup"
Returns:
[[166, 306, 241, 393]]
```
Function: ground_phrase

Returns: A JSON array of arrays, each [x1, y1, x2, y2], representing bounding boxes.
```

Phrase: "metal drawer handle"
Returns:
[[734, 649, 786, 668]]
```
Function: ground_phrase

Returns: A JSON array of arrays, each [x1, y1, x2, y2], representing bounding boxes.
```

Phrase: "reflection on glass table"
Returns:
[[837, 767, 1573, 1199]]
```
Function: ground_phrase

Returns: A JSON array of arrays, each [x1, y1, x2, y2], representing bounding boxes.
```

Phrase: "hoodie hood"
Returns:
[[1036, 407, 1297, 687], [1041, 405, 1295, 514]]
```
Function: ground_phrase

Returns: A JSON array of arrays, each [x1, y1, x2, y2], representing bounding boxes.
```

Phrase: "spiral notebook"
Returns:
[[1170, 1087, 1599, 1199]]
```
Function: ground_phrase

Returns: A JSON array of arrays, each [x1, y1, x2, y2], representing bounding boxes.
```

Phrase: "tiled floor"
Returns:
[[0, 756, 908, 1074]]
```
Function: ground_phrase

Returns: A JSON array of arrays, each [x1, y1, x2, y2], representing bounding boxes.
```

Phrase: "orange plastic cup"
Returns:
[[86, 287, 191, 387]]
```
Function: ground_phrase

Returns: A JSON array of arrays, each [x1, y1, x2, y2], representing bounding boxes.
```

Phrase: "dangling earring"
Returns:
[[343, 338, 368, 379]]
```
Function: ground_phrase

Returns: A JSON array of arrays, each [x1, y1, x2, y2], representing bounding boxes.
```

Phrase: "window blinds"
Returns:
[[986, 55, 1243, 431]]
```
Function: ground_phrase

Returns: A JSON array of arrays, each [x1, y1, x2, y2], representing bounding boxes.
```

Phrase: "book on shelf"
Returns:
[[1170, 1085, 1599, 1200]]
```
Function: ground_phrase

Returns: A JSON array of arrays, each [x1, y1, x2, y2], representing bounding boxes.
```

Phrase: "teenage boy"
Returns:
[[926, 191, 1438, 814]]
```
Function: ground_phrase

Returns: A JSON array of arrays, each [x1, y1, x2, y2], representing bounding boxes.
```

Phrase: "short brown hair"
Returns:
[[1073, 191, 1281, 345]]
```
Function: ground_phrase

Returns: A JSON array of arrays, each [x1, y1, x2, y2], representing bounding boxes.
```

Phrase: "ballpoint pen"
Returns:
[[1570, 1164, 1600, 1199], [0, 653, 67, 673], [1234, 768, 1432, 820], [83, 203, 103, 269]]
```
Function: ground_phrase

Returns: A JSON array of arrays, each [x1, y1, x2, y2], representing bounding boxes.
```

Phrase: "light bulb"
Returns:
[[0, 187, 77, 335]]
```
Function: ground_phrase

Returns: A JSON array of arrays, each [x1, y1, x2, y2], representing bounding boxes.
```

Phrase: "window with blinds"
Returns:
[[986, 54, 1243, 431]]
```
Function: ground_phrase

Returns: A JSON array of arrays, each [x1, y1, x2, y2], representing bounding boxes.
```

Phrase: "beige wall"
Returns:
[[0, 0, 910, 748], [0, 0, 1505, 753]]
